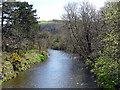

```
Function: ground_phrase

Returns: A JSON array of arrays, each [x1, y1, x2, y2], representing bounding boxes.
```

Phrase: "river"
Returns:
[[2, 49, 97, 88]]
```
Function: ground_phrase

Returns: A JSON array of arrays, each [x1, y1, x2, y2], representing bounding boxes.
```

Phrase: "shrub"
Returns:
[[39, 55, 45, 61], [10, 53, 22, 71]]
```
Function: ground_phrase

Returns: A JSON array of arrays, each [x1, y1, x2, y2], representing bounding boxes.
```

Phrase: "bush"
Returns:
[[10, 53, 22, 71], [92, 56, 119, 89], [39, 55, 45, 61], [88, 30, 120, 89]]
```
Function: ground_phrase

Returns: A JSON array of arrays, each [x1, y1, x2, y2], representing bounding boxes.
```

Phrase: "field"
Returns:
[[38, 20, 59, 24]]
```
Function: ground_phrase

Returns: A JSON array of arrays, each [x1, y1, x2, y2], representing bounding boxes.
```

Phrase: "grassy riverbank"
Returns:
[[0, 50, 49, 85]]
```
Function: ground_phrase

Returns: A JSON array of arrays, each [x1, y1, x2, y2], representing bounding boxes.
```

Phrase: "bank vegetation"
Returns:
[[50, 1, 120, 89]]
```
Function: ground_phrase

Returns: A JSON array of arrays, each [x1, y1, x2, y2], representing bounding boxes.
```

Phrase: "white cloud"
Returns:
[[20, 0, 106, 21], [106, 0, 120, 2], [89, 0, 105, 10], [37, 6, 63, 21]]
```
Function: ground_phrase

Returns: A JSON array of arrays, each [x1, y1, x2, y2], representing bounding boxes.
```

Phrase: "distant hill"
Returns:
[[39, 19, 61, 24], [39, 20, 62, 34]]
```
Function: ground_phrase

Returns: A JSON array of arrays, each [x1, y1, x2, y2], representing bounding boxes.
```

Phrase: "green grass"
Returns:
[[38, 20, 57, 24], [1, 49, 49, 84], [25, 49, 39, 54]]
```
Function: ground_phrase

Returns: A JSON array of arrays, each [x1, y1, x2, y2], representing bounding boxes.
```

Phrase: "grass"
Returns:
[[1, 50, 49, 84], [25, 49, 39, 54], [38, 20, 58, 24]]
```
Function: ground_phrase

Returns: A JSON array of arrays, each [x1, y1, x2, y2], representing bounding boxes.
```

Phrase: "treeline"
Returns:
[[56, 1, 120, 89], [39, 20, 64, 50], [40, 23, 58, 34]]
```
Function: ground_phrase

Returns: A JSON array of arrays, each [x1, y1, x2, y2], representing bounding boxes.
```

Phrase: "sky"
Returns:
[[20, 0, 106, 21]]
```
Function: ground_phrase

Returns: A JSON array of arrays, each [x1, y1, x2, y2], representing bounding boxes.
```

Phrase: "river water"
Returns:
[[2, 49, 97, 88]]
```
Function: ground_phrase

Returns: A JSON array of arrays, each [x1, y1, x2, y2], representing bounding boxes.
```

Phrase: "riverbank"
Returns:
[[0, 50, 49, 85], [2, 49, 97, 88]]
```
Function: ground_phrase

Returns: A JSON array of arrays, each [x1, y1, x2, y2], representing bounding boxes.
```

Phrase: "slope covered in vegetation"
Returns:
[[1, 50, 48, 84], [1, 1, 49, 85]]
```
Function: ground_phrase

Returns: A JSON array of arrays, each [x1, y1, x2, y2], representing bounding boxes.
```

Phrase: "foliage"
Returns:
[[88, 2, 120, 89], [25, 50, 39, 54], [1, 49, 48, 84], [1, 1, 49, 85], [2, 2, 39, 52], [41, 51, 49, 56], [10, 53, 22, 71], [39, 55, 45, 61], [61, 1, 120, 89]]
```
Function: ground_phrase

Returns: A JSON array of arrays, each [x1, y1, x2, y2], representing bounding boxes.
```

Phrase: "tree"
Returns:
[[2, 1, 38, 52], [60, 1, 120, 89], [91, 1, 120, 89], [62, 2, 100, 60]]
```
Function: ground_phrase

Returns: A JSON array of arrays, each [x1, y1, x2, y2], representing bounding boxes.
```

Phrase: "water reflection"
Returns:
[[2, 49, 97, 88]]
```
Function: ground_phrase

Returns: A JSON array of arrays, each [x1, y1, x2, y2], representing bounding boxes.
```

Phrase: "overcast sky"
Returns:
[[20, 0, 106, 21]]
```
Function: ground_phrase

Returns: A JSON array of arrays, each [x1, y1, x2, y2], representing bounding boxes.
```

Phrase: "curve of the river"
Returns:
[[2, 49, 97, 88]]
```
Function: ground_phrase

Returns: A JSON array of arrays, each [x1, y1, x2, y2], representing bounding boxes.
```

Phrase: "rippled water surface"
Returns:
[[2, 49, 97, 88]]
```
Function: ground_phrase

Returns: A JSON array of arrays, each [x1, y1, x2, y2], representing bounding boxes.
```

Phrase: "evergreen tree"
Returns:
[[2, 2, 39, 52]]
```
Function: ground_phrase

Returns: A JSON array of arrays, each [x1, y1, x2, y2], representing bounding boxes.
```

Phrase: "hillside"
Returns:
[[39, 20, 61, 34]]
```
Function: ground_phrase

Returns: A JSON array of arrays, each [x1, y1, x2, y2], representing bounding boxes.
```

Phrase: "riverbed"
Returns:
[[2, 49, 97, 88]]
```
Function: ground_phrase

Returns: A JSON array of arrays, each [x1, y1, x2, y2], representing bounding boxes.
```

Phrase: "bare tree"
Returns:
[[61, 2, 101, 60]]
